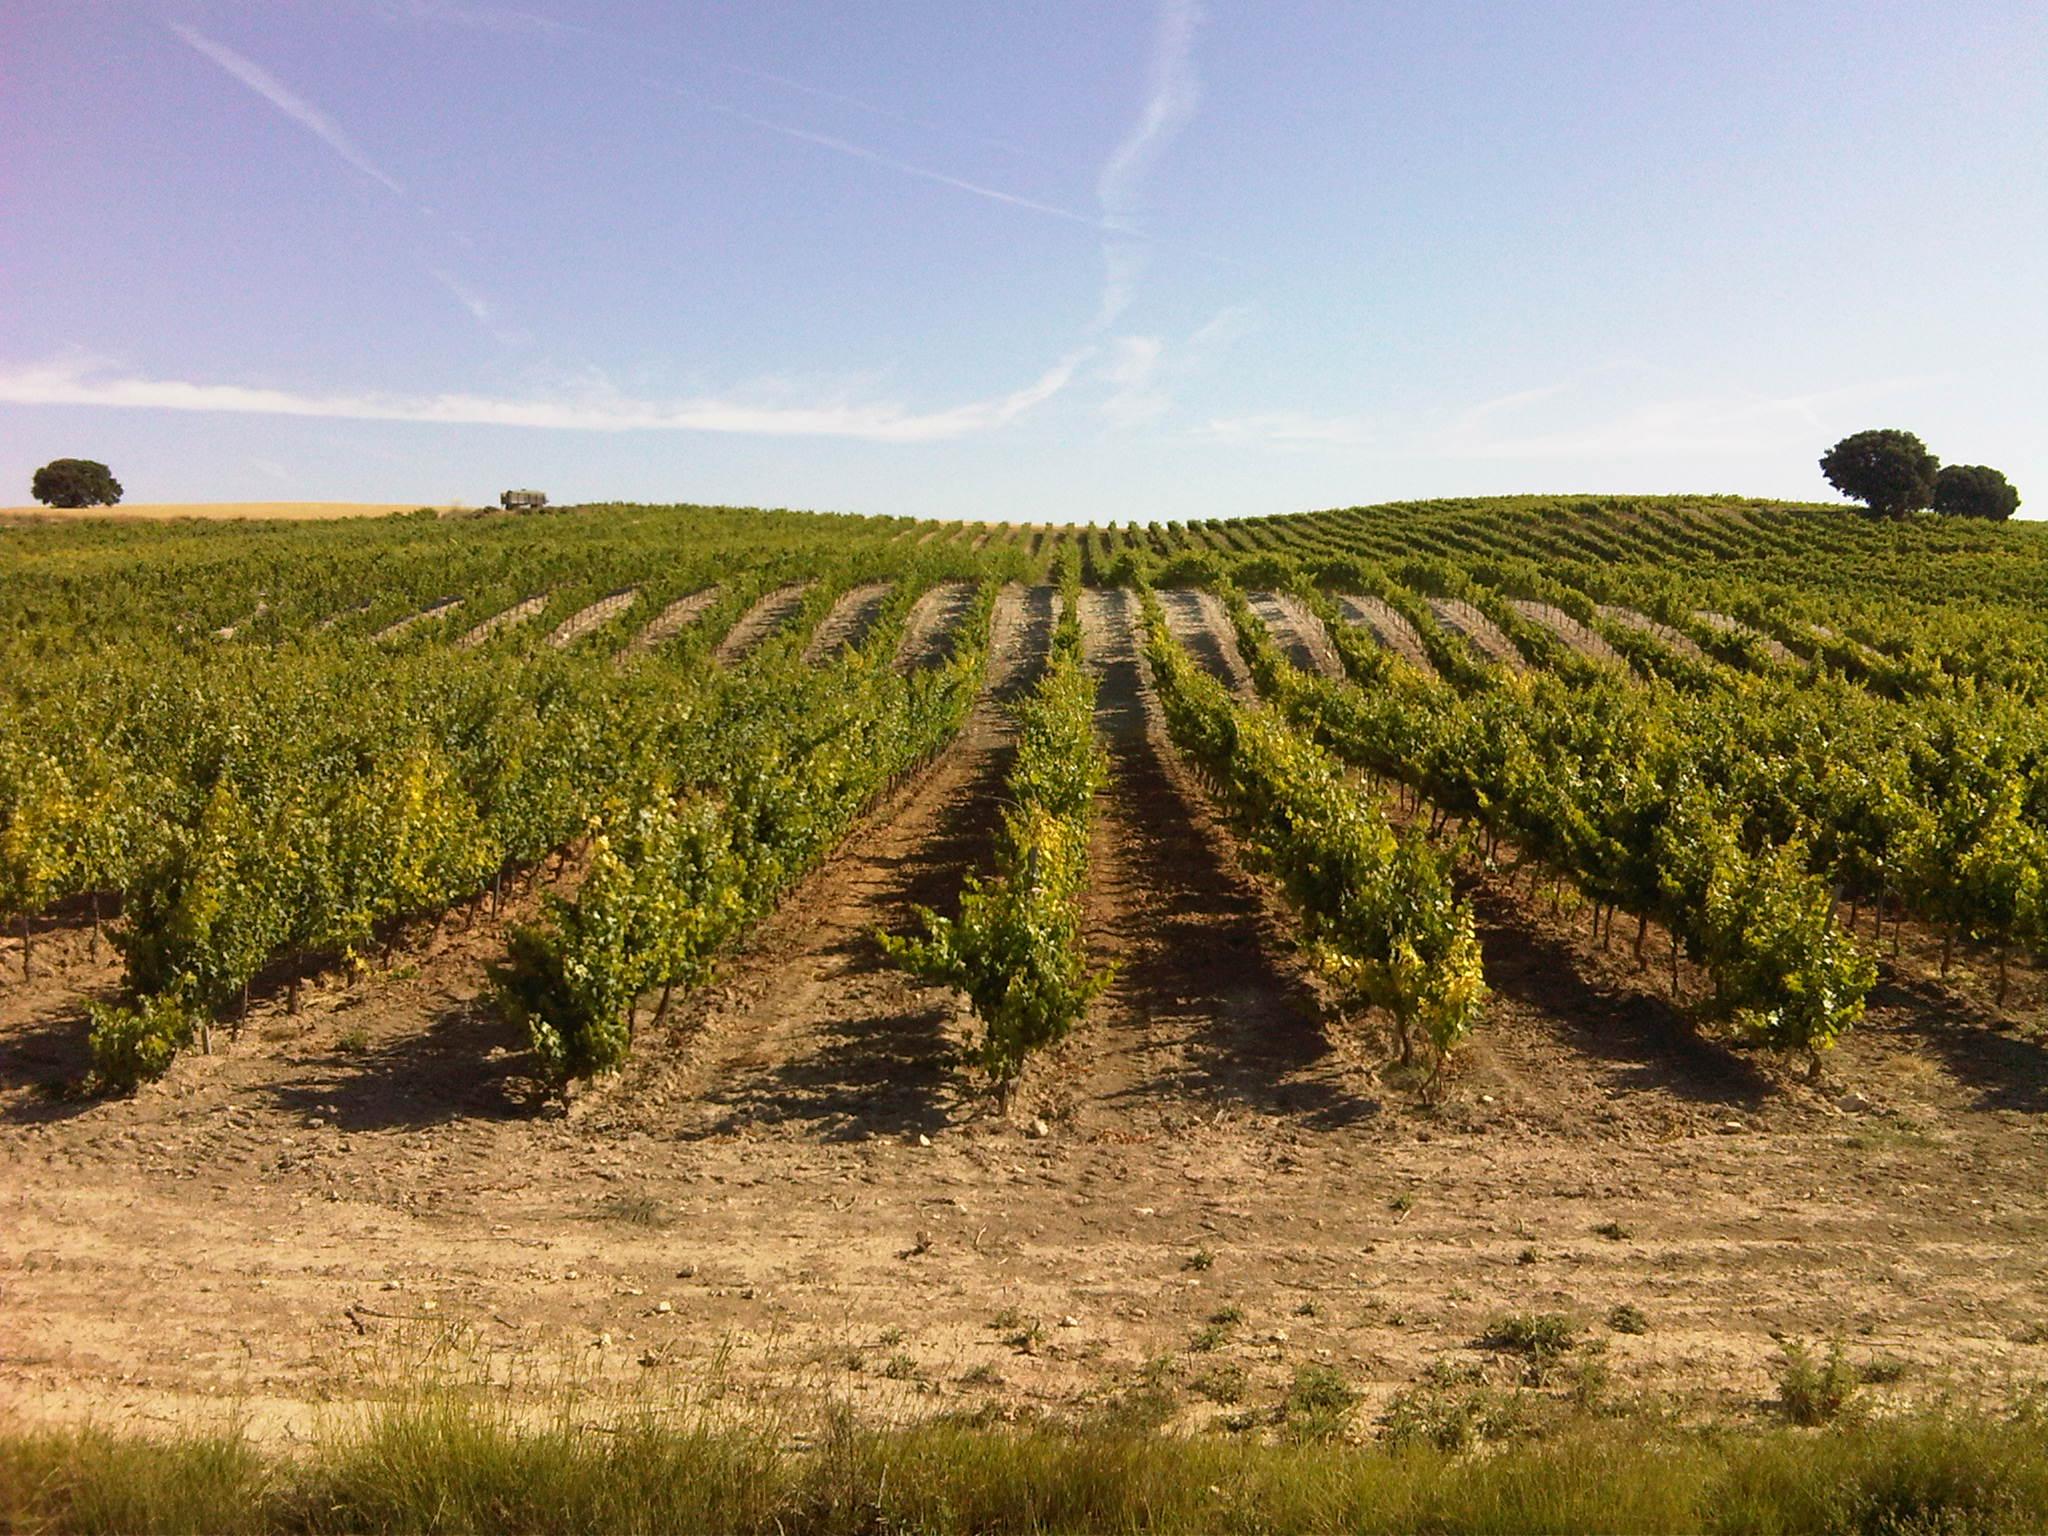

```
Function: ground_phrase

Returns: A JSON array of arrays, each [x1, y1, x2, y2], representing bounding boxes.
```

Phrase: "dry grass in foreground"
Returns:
[[7, 1387, 2048, 1534]]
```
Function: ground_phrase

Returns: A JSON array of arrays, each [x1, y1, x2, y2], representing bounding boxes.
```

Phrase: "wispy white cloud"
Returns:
[[427, 269, 493, 326], [1096, 0, 1203, 215], [424, 268, 531, 345], [1456, 381, 1574, 427], [378, 3, 1039, 161], [376, 0, 584, 34], [1091, 244, 1149, 333], [169, 21, 406, 196], [628, 15, 1215, 275], [1091, 0, 1202, 330], [697, 99, 1117, 232], [1098, 336, 1168, 428], [1094, 305, 1252, 431], [1185, 303, 1257, 355], [170, 21, 522, 343], [712, 61, 1043, 164], [0, 353, 1090, 444], [1199, 409, 1381, 449]]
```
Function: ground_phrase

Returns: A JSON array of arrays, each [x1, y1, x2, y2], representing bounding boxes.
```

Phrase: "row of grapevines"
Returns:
[[1246, 495, 2048, 698], [1192, 540, 2048, 1004], [883, 572, 1109, 1084], [0, 509, 1029, 971], [2, 513, 1006, 896], [0, 531, 798, 951], [1238, 582, 1876, 1076], [1139, 588, 1488, 1084], [72, 628, 748, 1084], [0, 503, 943, 655], [492, 582, 1000, 1088], [52, 556, 952, 1086], [1356, 556, 2048, 992], [0, 643, 657, 983]]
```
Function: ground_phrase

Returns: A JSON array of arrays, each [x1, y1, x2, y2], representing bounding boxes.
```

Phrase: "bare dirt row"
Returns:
[[457, 595, 546, 649], [1335, 594, 1434, 674], [547, 587, 639, 649], [1247, 591, 1343, 680], [894, 581, 978, 671], [1426, 598, 1529, 672], [714, 581, 814, 663], [620, 586, 721, 658], [802, 582, 894, 664], [1508, 598, 1624, 666]]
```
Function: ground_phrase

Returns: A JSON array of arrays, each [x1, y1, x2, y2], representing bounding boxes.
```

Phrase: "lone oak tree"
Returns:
[[1819, 430, 1938, 520], [1932, 464, 2020, 521], [31, 458, 124, 509]]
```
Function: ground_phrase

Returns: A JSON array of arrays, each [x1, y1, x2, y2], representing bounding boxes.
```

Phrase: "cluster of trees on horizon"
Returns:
[[21, 441, 2026, 522], [1819, 430, 2020, 522]]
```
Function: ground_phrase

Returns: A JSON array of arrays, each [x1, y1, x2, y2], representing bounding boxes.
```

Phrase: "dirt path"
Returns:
[[1599, 604, 1710, 664], [1427, 598, 1529, 672], [1508, 599, 1624, 667], [1035, 591, 1370, 1137], [803, 582, 894, 664], [1248, 591, 1342, 679], [373, 596, 461, 643], [602, 584, 1055, 1146], [894, 581, 977, 671], [1334, 594, 1435, 676], [715, 582, 814, 664], [1157, 588, 1255, 696], [458, 594, 547, 649], [548, 588, 639, 649], [1694, 610, 1798, 666], [619, 586, 721, 659]]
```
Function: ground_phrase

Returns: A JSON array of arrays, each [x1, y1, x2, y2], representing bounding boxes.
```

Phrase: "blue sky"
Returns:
[[2, 1, 2042, 520]]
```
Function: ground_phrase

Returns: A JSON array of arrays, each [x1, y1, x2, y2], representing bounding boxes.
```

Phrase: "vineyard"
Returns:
[[5, 495, 2048, 1447]]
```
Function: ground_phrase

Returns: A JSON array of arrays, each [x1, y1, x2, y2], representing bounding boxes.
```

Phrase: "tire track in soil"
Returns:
[[604, 585, 1057, 1143], [1027, 590, 1378, 1133]]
